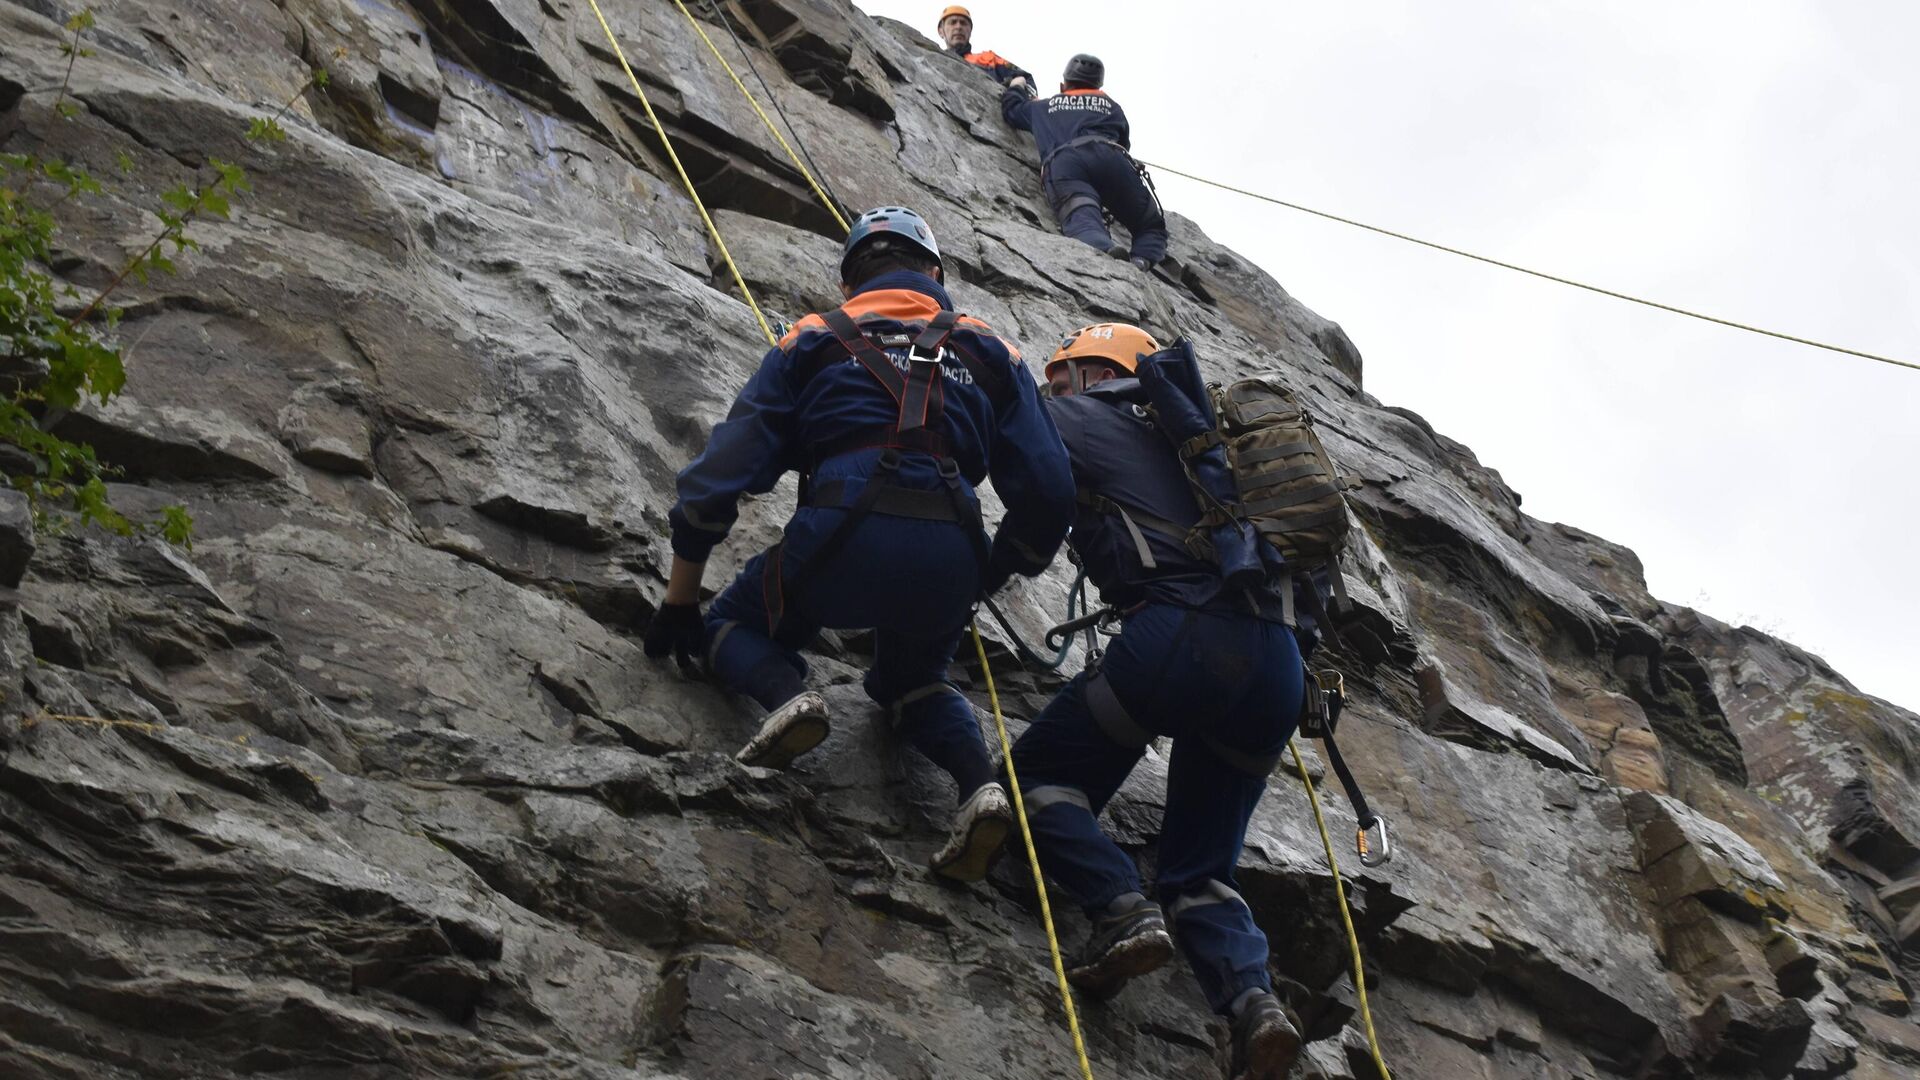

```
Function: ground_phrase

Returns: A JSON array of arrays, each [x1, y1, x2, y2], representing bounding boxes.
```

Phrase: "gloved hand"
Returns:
[[643, 601, 705, 666]]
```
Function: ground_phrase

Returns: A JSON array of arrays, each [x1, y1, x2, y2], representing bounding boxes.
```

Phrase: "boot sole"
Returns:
[[1068, 927, 1175, 1000], [1235, 1016, 1303, 1080], [737, 714, 829, 770], [930, 813, 1011, 883]]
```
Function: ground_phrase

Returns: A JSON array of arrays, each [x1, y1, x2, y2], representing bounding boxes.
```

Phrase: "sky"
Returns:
[[858, 0, 1920, 711]]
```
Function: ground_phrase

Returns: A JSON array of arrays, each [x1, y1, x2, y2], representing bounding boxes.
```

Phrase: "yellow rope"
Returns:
[[971, 621, 1097, 1080], [668, 0, 849, 233], [1290, 738, 1393, 1078], [1139, 160, 1918, 375], [582, 0, 777, 346]]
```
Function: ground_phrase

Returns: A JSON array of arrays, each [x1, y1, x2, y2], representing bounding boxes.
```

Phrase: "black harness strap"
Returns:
[[897, 310, 958, 436], [821, 309, 906, 399]]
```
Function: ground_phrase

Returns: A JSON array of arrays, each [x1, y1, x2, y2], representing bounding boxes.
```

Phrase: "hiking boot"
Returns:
[[1066, 893, 1174, 1000], [930, 782, 1013, 882], [1130, 256, 1155, 271], [1106, 243, 1131, 259], [734, 690, 830, 770], [1229, 990, 1302, 1080]]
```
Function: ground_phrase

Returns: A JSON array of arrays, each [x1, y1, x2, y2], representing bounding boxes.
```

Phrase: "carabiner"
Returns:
[[1356, 815, 1392, 868]]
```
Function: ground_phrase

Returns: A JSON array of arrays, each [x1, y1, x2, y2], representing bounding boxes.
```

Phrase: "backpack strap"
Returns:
[[1076, 490, 1191, 572]]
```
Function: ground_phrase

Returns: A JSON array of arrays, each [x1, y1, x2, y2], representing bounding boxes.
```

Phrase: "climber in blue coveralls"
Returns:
[[1001, 54, 1169, 271], [1007, 324, 1306, 1080], [644, 206, 1074, 883]]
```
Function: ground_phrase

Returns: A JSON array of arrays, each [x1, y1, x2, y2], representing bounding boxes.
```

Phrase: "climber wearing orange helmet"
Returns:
[[1006, 325, 1308, 1079], [935, 5, 1035, 94]]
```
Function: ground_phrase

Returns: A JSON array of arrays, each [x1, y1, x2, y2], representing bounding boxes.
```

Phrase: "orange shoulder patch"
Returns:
[[779, 312, 827, 350]]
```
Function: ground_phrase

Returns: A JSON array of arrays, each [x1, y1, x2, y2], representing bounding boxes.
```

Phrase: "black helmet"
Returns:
[[1062, 53, 1104, 89], [840, 206, 942, 281]]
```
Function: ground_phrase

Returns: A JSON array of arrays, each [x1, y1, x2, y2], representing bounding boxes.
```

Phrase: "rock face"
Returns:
[[0, 1, 1916, 1077]]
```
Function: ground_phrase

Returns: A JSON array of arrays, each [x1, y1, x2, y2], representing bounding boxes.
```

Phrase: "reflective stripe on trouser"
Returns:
[[1165, 877, 1274, 1014], [706, 508, 993, 795]]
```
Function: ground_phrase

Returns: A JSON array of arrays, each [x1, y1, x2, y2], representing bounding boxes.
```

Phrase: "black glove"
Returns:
[[643, 602, 705, 666]]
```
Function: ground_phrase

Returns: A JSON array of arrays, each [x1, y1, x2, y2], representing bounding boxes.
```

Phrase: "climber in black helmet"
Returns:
[[646, 207, 1074, 883], [1001, 54, 1169, 271], [1003, 325, 1310, 1079]]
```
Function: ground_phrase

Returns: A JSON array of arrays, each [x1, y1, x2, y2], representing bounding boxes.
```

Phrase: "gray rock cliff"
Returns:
[[1, 1, 1916, 1076]]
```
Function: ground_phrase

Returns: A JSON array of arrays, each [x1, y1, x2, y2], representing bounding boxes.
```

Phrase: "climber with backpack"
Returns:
[[1003, 324, 1352, 1079], [1001, 54, 1169, 271], [935, 5, 1036, 94], [644, 206, 1074, 882]]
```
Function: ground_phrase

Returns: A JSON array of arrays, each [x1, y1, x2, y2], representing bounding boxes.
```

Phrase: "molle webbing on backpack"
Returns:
[[1212, 377, 1352, 572]]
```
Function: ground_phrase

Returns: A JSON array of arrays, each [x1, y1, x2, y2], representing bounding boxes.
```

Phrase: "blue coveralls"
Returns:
[[1001, 87, 1169, 263], [669, 271, 1074, 797], [1009, 379, 1307, 1016]]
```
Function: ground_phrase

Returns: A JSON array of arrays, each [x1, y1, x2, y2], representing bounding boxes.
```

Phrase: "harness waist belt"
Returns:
[[1042, 134, 1130, 172]]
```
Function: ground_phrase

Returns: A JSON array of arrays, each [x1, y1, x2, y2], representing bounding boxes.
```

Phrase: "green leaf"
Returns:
[[245, 117, 286, 144], [65, 8, 96, 33], [55, 102, 79, 121], [209, 158, 247, 191], [312, 68, 330, 89], [160, 185, 195, 212], [115, 150, 134, 176], [157, 504, 194, 548]]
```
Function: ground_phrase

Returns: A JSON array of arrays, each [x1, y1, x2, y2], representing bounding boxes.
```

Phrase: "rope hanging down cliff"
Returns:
[[973, 625, 1100, 1080], [1140, 161, 1918, 375], [668, 0, 850, 232], [581, 0, 777, 346]]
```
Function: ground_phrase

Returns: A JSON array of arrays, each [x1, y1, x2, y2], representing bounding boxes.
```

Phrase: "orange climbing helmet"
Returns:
[[937, 5, 971, 28], [1047, 322, 1161, 378]]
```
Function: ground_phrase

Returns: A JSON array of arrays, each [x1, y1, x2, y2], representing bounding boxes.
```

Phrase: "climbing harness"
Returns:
[[696, 0, 851, 223], [581, 0, 776, 345], [972, 621, 1100, 1080], [767, 311, 995, 634], [1291, 735, 1394, 1079], [1138, 160, 1917, 374]]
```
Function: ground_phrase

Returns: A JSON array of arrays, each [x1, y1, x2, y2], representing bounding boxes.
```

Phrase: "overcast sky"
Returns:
[[859, 0, 1920, 711]]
